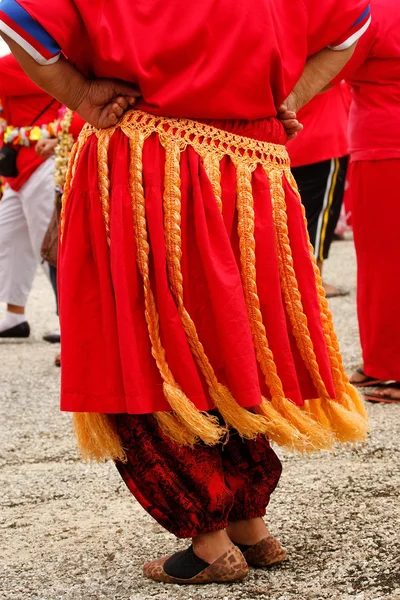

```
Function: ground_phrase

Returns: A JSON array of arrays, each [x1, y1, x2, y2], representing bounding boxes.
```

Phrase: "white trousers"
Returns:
[[0, 159, 55, 307]]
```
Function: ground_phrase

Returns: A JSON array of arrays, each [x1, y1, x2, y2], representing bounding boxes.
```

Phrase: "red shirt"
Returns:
[[336, 0, 400, 161], [10, 0, 369, 121], [0, 54, 60, 190], [287, 84, 351, 167]]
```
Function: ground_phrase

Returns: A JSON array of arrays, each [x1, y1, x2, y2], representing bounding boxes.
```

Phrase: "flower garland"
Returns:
[[54, 109, 74, 191], [0, 105, 59, 148], [1, 122, 59, 147]]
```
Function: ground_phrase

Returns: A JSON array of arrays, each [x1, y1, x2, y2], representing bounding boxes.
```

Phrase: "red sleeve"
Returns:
[[0, 0, 89, 66], [304, 0, 371, 56], [0, 53, 44, 96], [12, 0, 83, 50]]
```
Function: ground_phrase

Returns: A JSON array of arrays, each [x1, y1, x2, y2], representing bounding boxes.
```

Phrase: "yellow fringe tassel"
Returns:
[[322, 400, 369, 443], [346, 383, 369, 420], [128, 132, 223, 446], [303, 398, 332, 432], [154, 412, 198, 446], [73, 413, 127, 463], [254, 400, 315, 453], [235, 160, 332, 450], [162, 139, 269, 440]]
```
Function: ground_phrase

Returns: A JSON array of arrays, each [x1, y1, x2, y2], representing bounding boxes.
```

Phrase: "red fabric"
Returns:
[[335, 0, 400, 161], [69, 113, 85, 139], [287, 84, 351, 167], [59, 118, 336, 414], [348, 159, 400, 381], [115, 412, 282, 538], [0, 53, 60, 190], [17, 0, 369, 120]]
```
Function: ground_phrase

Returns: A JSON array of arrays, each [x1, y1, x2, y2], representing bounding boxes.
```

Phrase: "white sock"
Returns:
[[0, 310, 26, 333]]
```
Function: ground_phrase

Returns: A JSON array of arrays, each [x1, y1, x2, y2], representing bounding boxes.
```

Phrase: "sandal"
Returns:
[[364, 384, 400, 404], [238, 535, 287, 568], [350, 368, 387, 388], [143, 545, 248, 585]]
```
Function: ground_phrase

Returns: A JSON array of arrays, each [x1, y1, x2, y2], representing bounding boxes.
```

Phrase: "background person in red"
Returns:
[[287, 84, 351, 298], [0, 0, 370, 585], [0, 53, 60, 338], [333, 0, 400, 403]]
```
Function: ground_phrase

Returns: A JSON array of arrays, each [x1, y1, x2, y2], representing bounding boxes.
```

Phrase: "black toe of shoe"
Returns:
[[0, 321, 30, 338], [42, 333, 61, 344]]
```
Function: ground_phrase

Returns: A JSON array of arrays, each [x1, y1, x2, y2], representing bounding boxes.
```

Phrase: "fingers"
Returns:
[[112, 102, 124, 118], [100, 93, 140, 128], [98, 104, 120, 128], [114, 96, 129, 111], [281, 118, 300, 129]]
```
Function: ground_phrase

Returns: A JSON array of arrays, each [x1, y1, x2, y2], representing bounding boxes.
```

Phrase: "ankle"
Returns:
[[0, 310, 27, 332], [192, 530, 233, 564], [227, 518, 269, 546]]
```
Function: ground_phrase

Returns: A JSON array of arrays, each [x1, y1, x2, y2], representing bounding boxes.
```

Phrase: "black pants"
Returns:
[[291, 156, 349, 261]]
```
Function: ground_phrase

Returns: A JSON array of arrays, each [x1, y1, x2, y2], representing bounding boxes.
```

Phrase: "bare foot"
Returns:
[[350, 367, 387, 387], [227, 518, 270, 546], [366, 386, 400, 403], [323, 282, 349, 298]]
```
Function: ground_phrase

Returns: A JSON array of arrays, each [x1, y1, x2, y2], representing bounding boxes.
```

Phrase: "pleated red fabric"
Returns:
[[59, 118, 336, 415]]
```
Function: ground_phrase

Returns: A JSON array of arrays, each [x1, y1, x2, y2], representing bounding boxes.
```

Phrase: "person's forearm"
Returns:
[[290, 44, 357, 111], [1, 34, 87, 110], [1, 33, 139, 129]]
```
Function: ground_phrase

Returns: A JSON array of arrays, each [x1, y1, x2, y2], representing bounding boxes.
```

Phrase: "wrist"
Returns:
[[67, 77, 90, 113]]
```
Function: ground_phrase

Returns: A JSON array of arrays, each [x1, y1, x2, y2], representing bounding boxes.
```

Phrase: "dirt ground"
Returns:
[[1, 237, 399, 600]]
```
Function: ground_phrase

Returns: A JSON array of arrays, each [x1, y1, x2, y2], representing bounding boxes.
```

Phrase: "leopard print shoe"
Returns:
[[242, 535, 287, 568], [143, 545, 249, 585]]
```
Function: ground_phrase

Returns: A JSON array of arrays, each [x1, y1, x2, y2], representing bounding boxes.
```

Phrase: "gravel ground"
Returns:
[[0, 238, 399, 600]]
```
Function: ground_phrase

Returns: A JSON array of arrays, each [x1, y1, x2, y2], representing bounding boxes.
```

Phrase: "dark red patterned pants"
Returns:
[[115, 413, 282, 539]]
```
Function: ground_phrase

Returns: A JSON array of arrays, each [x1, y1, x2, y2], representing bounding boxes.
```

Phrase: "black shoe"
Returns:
[[43, 332, 61, 344], [0, 321, 30, 338]]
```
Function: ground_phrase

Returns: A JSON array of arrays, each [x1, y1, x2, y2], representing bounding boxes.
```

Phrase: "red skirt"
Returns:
[[59, 111, 368, 458], [349, 159, 400, 381]]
